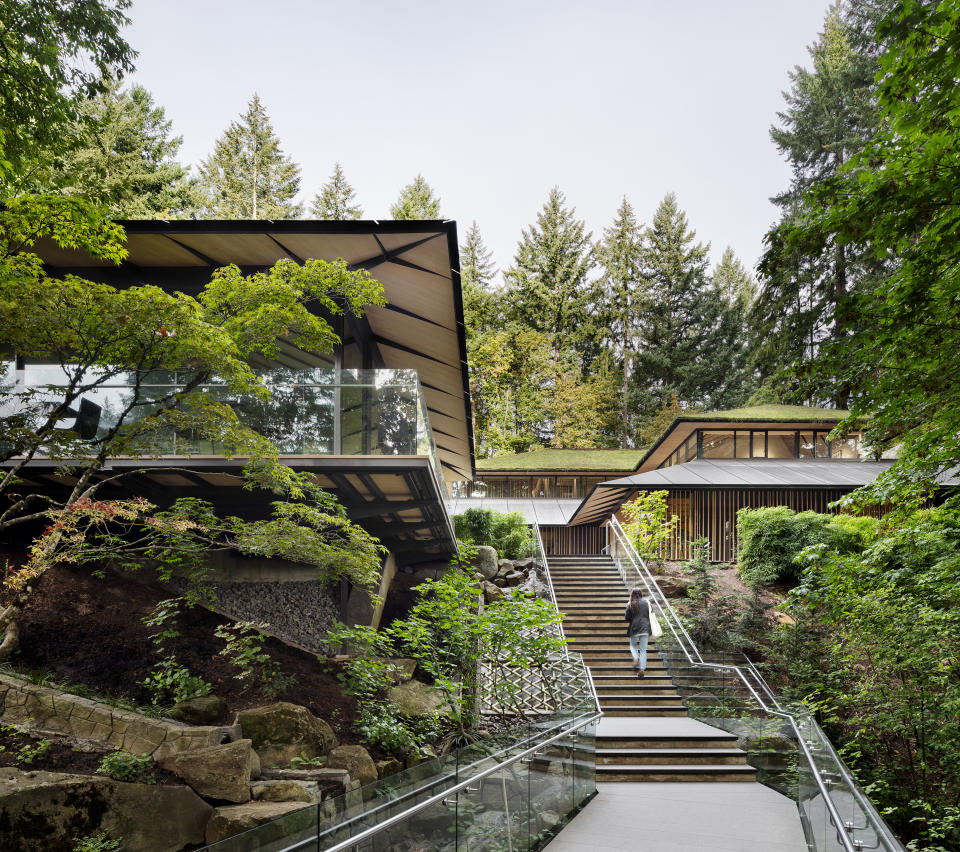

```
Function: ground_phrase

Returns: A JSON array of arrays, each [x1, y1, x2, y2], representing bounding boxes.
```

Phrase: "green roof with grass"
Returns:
[[475, 448, 647, 472], [680, 404, 850, 422]]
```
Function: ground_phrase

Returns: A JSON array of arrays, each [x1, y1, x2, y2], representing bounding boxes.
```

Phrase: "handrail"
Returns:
[[275, 709, 602, 852], [606, 514, 905, 852], [533, 522, 569, 661]]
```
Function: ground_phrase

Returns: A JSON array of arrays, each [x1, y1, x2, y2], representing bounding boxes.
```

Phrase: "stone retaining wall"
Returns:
[[0, 674, 224, 758]]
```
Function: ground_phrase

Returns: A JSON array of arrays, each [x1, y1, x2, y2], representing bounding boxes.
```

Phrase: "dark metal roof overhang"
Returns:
[[569, 459, 903, 525], [10, 455, 457, 565], [32, 219, 475, 486]]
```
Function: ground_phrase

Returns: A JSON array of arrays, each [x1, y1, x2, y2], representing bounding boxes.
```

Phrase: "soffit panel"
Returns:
[[376, 232, 440, 252], [392, 237, 453, 278], [367, 263, 456, 329], [270, 233, 381, 265], [173, 233, 291, 267], [128, 235, 209, 266], [365, 306, 460, 365]]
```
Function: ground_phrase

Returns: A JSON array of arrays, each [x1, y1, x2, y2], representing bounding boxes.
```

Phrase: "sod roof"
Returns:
[[682, 404, 850, 422], [475, 448, 646, 472]]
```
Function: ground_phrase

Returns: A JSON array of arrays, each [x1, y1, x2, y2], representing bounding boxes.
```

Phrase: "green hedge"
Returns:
[[736, 506, 876, 587], [453, 508, 535, 560]]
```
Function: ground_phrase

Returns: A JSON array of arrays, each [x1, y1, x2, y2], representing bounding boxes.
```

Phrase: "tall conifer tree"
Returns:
[[754, 6, 881, 404], [633, 194, 744, 422], [503, 187, 597, 366], [309, 162, 362, 219], [59, 81, 197, 218], [390, 175, 441, 219], [197, 94, 302, 219], [596, 197, 646, 446]]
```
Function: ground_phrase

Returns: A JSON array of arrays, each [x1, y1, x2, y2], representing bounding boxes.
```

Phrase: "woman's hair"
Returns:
[[628, 587, 645, 614]]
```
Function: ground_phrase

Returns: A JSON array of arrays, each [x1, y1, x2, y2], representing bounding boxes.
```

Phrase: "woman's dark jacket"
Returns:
[[625, 599, 650, 636]]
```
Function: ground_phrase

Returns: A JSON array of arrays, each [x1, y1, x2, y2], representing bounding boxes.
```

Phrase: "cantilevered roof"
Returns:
[[33, 220, 474, 484], [569, 459, 897, 525], [635, 405, 851, 473], [446, 496, 583, 526]]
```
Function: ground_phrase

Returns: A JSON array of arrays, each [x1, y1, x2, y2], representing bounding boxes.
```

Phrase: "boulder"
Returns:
[[386, 657, 417, 682], [204, 801, 313, 845], [492, 577, 507, 588], [482, 581, 504, 604], [166, 694, 226, 726], [160, 738, 255, 803], [388, 680, 449, 717], [251, 779, 315, 803], [326, 745, 378, 787], [0, 768, 211, 852], [236, 702, 337, 768], [471, 546, 499, 581], [375, 757, 403, 779], [503, 571, 524, 587], [496, 558, 515, 577], [513, 556, 536, 572], [651, 575, 694, 598]]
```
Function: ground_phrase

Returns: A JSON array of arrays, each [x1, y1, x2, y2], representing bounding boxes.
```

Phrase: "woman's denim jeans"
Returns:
[[629, 632, 649, 669]]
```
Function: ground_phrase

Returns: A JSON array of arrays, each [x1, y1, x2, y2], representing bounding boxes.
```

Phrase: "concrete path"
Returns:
[[545, 782, 809, 852], [545, 715, 809, 852]]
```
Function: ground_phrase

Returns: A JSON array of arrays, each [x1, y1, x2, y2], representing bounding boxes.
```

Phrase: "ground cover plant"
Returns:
[[453, 508, 535, 560]]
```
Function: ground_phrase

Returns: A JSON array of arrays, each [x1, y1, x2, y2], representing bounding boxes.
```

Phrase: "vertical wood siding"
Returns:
[[541, 524, 606, 555]]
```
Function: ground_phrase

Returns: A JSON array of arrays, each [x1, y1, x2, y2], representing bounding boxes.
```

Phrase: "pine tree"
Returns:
[[503, 187, 597, 366], [754, 6, 882, 405], [197, 94, 302, 219], [309, 162, 362, 219], [460, 221, 498, 337], [390, 175, 441, 220], [596, 197, 647, 447], [59, 81, 197, 218], [632, 194, 745, 424], [713, 247, 757, 307]]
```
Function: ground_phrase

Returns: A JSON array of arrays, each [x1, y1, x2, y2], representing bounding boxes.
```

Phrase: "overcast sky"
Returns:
[[127, 0, 832, 280]]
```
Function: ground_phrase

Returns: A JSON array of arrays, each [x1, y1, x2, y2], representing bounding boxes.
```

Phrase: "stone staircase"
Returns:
[[549, 554, 756, 783]]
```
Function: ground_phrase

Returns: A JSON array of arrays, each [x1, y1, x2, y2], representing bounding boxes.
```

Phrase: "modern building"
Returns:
[[568, 405, 895, 561], [13, 220, 473, 575]]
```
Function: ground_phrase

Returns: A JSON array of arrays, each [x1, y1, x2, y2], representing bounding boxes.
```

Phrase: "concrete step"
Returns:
[[601, 707, 689, 717], [593, 675, 675, 686], [596, 735, 740, 749], [596, 748, 749, 766], [595, 685, 679, 696], [600, 696, 684, 708], [596, 764, 757, 782]]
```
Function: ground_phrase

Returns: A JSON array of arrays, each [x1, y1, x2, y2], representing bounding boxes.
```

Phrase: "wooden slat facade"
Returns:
[[621, 487, 886, 562], [540, 524, 606, 556]]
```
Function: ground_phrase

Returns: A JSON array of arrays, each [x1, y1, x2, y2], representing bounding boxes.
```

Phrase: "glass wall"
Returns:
[[659, 428, 860, 467], [468, 474, 611, 500]]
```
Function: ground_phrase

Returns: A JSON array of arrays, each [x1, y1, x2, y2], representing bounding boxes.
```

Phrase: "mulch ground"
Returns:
[[10, 564, 358, 741]]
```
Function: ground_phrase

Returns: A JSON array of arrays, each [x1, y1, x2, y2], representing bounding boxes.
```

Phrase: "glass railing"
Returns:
[[606, 516, 906, 852], [197, 659, 600, 852], [6, 367, 444, 486]]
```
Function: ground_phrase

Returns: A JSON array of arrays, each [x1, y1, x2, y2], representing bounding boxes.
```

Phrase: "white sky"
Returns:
[[126, 0, 832, 280]]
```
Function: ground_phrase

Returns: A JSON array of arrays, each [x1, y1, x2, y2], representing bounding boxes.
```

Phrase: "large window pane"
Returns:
[[510, 477, 532, 498], [556, 477, 578, 499], [831, 435, 859, 458], [814, 432, 830, 457], [702, 431, 735, 458], [751, 431, 766, 458], [798, 431, 815, 459], [532, 476, 554, 498], [767, 431, 797, 458], [735, 431, 750, 458], [685, 433, 698, 461]]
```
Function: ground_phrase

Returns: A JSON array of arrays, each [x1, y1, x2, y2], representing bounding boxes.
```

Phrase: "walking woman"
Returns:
[[625, 587, 650, 677]]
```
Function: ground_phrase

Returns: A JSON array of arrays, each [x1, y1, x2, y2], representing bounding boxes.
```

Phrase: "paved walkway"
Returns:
[[545, 717, 809, 852]]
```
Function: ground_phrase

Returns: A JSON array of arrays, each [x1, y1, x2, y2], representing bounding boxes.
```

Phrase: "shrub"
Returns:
[[73, 833, 121, 852], [736, 507, 875, 588], [453, 508, 534, 559], [215, 621, 296, 698], [621, 490, 677, 566], [95, 750, 156, 784]]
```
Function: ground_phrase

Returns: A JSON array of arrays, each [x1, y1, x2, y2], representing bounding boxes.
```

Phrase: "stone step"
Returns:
[[596, 748, 749, 766], [596, 764, 757, 782], [595, 685, 679, 695], [593, 675, 675, 686]]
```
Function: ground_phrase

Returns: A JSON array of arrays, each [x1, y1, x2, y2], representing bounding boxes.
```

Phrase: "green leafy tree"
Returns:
[[621, 490, 678, 568], [773, 1, 960, 503], [309, 162, 362, 219], [632, 194, 745, 424], [596, 197, 647, 447], [58, 80, 197, 218], [452, 508, 534, 559], [197, 94, 302, 219], [0, 0, 136, 190], [0, 198, 386, 656], [753, 5, 882, 405], [390, 175, 441, 220]]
